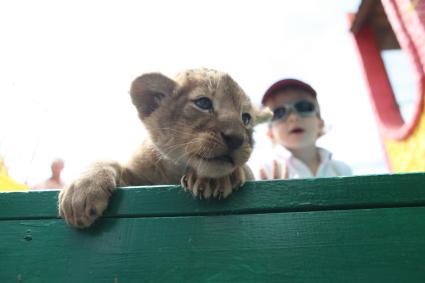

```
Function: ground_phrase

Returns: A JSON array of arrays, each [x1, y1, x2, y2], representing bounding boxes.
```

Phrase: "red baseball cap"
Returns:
[[261, 78, 317, 105]]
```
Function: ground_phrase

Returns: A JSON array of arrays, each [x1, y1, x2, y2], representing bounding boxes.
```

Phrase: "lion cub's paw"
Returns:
[[180, 167, 246, 199], [58, 174, 116, 229]]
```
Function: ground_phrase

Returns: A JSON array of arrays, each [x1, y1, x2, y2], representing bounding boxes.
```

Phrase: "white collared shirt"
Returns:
[[262, 146, 352, 179]]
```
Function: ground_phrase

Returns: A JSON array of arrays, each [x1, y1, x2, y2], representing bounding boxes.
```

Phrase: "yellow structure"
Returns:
[[0, 157, 28, 192], [385, 102, 425, 172]]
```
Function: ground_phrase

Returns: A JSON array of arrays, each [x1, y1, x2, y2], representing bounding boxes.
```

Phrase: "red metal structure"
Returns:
[[350, 0, 425, 172]]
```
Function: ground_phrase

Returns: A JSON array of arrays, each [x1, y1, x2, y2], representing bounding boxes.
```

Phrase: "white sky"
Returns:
[[1, 0, 396, 185]]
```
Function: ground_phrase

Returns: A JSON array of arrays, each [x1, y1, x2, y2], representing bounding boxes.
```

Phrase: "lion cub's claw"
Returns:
[[181, 167, 246, 200]]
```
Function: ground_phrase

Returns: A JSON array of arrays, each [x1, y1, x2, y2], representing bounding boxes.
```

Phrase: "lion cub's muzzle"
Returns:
[[221, 133, 244, 151], [209, 132, 245, 165], [205, 154, 234, 165]]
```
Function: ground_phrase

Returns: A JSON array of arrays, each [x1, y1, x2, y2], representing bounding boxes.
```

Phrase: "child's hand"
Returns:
[[259, 160, 286, 180]]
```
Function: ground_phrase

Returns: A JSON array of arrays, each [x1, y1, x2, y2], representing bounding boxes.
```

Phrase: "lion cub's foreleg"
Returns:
[[181, 165, 253, 199], [58, 161, 135, 228]]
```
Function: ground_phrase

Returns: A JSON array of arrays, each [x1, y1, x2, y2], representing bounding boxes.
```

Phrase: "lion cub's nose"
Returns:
[[221, 133, 244, 151]]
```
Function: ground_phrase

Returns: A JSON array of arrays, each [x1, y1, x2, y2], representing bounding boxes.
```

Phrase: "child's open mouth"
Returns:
[[290, 127, 305, 134]]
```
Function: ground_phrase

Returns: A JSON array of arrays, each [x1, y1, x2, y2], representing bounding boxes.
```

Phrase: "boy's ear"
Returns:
[[318, 117, 325, 137], [130, 73, 178, 119], [254, 106, 273, 125]]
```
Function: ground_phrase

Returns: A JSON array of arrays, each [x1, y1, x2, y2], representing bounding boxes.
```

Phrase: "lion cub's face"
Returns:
[[130, 68, 271, 178]]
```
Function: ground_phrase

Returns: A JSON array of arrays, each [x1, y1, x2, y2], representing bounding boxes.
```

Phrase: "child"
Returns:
[[32, 158, 65, 190], [259, 78, 352, 179]]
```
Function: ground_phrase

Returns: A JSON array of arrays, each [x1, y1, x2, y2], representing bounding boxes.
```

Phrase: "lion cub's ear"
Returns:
[[253, 106, 273, 125], [130, 73, 178, 118]]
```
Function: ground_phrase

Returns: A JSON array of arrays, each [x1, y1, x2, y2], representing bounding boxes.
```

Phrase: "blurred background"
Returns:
[[0, 0, 423, 187]]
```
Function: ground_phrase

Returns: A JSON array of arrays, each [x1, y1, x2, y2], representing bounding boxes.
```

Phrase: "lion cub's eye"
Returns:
[[193, 97, 213, 111], [242, 113, 251, 125]]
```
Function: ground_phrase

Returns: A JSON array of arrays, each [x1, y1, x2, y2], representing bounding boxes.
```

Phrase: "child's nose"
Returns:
[[286, 110, 299, 121]]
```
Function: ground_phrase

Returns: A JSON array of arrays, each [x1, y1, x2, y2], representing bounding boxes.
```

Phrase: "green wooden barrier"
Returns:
[[1, 173, 425, 283]]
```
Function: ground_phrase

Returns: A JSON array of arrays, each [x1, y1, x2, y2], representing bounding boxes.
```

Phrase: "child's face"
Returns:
[[265, 89, 324, 151]]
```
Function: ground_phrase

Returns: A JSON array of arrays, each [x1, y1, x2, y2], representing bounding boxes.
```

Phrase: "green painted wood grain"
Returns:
[[1, 173, 425, 220], [2, 207, 425, 283], [2, 173, 425, 282]]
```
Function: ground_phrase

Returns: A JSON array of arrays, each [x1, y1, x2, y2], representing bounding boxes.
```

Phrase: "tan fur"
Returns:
[[58, 68, 272, 228]]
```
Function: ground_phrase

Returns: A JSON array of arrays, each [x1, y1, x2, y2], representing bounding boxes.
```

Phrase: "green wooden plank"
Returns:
[[1, 173, 425, 220], [2, 207, 425, 283]]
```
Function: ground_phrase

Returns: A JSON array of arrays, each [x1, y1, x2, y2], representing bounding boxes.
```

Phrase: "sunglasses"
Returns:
[[272, 100, 318, 121]]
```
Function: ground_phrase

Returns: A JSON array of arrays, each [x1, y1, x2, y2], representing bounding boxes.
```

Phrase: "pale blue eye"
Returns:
[[194, 97, 213, 110], [242, 113, 251, 125]]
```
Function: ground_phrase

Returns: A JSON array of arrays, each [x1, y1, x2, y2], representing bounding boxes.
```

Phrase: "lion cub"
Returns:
[[58, 68, 271, 228]]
